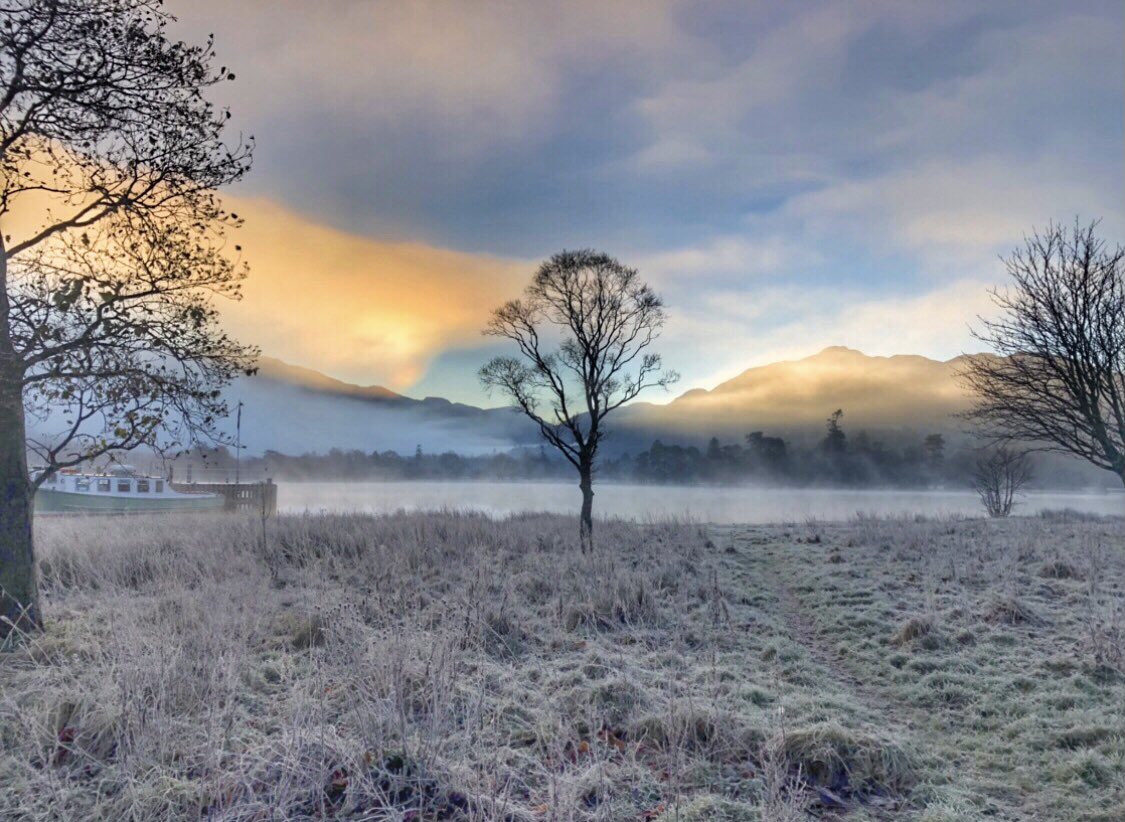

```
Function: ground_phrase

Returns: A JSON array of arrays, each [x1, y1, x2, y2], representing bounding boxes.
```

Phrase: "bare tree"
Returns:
[[961, 220, 1125, 486], [971, 446, 1032, 518], [1, 0, 255, 635], [480, 250, 678, 551]]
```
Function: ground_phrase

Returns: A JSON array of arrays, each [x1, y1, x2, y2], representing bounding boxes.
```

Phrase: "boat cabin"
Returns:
[[39, 466, 170, 497]]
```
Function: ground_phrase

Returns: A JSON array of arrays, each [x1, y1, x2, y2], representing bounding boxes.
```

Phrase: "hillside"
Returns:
[[219, 356, 537, 455], [211, 347, 991, 458], [619, 346, 981, 445], [26, 346, 1115, 487]]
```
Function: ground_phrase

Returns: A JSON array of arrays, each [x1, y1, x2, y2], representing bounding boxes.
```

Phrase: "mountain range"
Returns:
[[224, 357, 536, 455], [223, 347, 983, 456], [618, 346, 979, 447]]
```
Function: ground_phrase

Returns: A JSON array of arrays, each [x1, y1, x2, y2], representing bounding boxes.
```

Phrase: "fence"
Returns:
[[171, 480, 277, 515]]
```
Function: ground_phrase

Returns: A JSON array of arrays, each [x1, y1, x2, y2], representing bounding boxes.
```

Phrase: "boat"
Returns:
[[34, 465, 224, 514]]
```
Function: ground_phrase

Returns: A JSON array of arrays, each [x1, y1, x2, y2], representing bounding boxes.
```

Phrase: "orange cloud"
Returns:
[[211, 197, 529, 389], [4, 180, 530, 390]]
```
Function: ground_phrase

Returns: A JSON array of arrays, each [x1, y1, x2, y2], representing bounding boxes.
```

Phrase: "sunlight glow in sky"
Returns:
[[166, 0, 1124, 406]]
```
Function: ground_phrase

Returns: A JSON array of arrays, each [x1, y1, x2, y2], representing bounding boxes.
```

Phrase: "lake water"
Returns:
[[277, 481, 1125, 524]]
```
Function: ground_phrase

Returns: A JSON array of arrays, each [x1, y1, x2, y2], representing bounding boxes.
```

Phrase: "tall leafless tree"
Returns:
[[971, 446, 1032, 518], [961, 220, 1125, 486], [1, 0, 255, 635], [480, 250, 678, 552]]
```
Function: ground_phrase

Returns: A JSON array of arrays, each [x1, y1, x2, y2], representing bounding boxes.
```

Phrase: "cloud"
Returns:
[[217, 196, 528, 389], [642, 234, 818, 281], [147, 0, 1122, 405], [161, 0, 1119, 264], [1, 170, 531, 396], [629, 2, 1123, 268], [779, 9, 1125, 266], [660, 278, 1000, 391], [783, 155, 1124, 275], [168, 0, 684, 154]]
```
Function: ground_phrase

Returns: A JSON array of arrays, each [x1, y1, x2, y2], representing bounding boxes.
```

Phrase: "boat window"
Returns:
[[97, 479, 111, 492], [75, 479, 90, 492], [136, 480, 150, 493], [155, 480, 164, 493], [118, 480, 131, 493]]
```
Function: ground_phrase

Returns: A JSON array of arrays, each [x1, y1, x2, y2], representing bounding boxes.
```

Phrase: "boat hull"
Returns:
[[34, 489, 224, 514]]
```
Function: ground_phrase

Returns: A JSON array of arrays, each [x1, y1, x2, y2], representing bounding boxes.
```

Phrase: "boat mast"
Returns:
[[235, 400, 243, 485]]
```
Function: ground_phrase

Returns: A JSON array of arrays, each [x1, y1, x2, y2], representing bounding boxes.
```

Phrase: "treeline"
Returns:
[[257, 446, 569, 481], [183, 445, 571, 483], [599, 410, 968, 486], [180, 410, 975, 488], [602, 429, 967, 487]]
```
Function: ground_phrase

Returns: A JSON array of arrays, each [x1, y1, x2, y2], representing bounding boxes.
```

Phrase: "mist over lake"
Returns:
[[277, 481, 1125, 523]]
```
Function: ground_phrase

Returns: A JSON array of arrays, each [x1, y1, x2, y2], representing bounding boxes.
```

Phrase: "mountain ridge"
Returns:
[[227, 346, 988, 456], [614, 346, 987, 445], [256, 356, 405, 402]]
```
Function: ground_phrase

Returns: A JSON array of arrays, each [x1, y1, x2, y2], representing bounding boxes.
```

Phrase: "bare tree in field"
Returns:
[[971, 446, 1032, 518], [1, 0, 255, 635], [961, 220, 1125, 486], [480, 250, 678, 552]]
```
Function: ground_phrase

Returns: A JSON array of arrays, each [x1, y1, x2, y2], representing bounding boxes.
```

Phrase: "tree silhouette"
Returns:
[[971, 446, 1032, 517], [822, 409, 846, 453], [1, 0, 255, 634], [922, 434, 945, 467], [961, 220, 1124, 486], [746, 431, 787, 472], [480, 250, 677, 551]]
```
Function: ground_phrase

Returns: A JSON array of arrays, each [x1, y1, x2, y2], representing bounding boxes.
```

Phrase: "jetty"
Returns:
[[170, 479, 277, 515]]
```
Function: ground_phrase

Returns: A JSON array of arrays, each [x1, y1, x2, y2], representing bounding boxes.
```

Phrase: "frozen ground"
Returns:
[[1, 510, 1122, 820]]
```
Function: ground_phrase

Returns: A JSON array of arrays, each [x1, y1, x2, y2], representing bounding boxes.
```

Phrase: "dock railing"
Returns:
[[171, 479, 277, 515]]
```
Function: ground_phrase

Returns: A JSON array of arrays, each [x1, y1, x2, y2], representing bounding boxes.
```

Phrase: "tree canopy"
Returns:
[[2, 0, 256, 478], [961, 220, 1125, 484], [1, 0, 255, 633], [480, 249, 677, 548]]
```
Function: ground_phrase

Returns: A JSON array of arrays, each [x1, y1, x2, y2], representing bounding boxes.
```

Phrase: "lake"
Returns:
[[277, 481, 1125, 524]]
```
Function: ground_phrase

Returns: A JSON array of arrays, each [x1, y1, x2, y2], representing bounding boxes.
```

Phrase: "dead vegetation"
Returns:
[[0, 509, 1121, 820], [727, 511, 1125, 821]]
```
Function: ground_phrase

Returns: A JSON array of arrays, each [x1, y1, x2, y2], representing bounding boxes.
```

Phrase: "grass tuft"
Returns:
[[769, 723, 917, 798], [984, 593, 1041, 625], [891, 615, 938, 647]]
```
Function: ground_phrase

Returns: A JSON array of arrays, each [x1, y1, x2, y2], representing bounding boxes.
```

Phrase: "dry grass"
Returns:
[[0, 509, 1122, 820], [723, 512, 1125, 821]]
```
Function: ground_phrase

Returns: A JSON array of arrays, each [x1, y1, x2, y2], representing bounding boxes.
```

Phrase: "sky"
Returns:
[[166, 0, 1124, 407]]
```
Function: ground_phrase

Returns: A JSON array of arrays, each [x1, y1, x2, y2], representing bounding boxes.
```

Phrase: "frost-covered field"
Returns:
[[1, 511, 1122, 820]]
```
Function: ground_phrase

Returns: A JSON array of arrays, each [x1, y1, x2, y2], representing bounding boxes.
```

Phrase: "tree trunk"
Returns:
[[0, 246, 39, 637], [0, 390, 36, 637], [578, 462, 594, 553]]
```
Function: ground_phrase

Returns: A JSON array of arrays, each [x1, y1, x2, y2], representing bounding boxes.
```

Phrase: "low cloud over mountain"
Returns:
[[225, 347, 986, 457], [219, 357, 538, 456], [618, 346, 980, 446]]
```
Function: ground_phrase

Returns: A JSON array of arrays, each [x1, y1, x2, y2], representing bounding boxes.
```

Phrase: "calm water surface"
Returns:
[[277, 481, 1124, 524]]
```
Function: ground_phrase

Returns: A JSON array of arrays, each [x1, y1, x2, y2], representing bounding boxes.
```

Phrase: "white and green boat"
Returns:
[[34, 466, 223, 514]]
